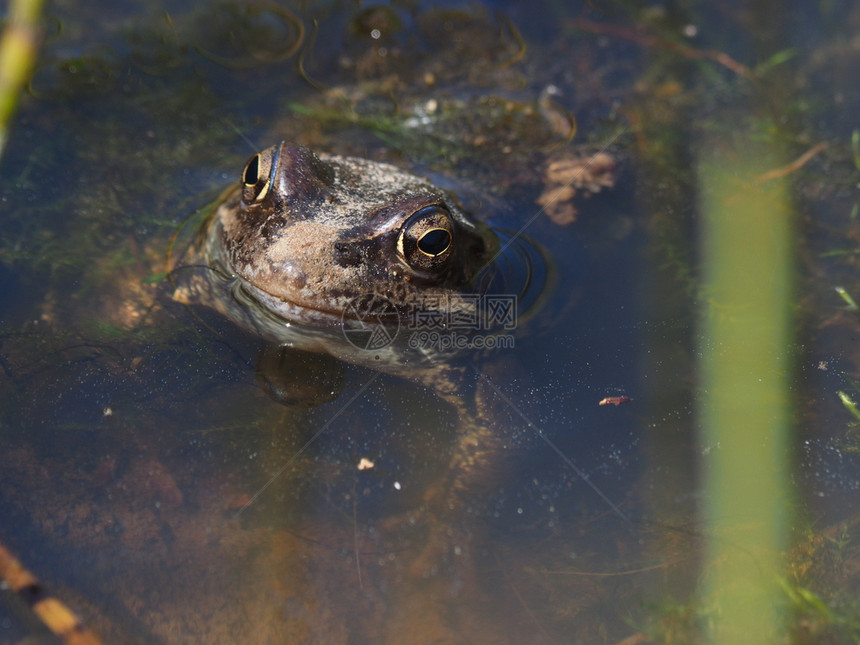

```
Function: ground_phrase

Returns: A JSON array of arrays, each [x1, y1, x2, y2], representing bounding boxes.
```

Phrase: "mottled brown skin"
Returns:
[[202, 142, 496, 340]]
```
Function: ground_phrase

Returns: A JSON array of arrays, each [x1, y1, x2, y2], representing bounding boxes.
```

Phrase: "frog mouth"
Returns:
[[223, 230, 553, 336], [229, 277, 352, 329], [204, 234, 356, 332]]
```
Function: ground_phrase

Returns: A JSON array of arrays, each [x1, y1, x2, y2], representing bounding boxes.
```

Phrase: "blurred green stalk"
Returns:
[[698, 141, 793, 643], [0, 0, 43, 158]]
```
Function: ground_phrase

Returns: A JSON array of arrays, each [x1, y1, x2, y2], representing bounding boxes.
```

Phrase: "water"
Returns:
[[1, 1, 858, 643]]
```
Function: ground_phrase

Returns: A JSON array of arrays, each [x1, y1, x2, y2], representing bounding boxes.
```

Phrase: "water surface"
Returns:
[[1, 1, 859, 643]]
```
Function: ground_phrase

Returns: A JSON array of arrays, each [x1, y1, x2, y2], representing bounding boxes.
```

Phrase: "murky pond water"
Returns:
[[2, 1, 860, 643]]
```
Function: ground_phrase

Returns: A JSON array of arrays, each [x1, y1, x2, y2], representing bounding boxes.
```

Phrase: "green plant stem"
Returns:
[[698, 140, 794, 644], [0, 0, 43, 158]]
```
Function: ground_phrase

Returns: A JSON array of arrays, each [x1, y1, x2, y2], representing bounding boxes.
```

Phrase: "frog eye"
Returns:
[[397, 205, 455, 273], [417, 228, 451, 255], [241, 147, 278, 203]]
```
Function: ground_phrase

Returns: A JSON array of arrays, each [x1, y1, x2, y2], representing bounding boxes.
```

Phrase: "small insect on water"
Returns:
[[0, 538, 103, 645], [599, 395, 632, 407]]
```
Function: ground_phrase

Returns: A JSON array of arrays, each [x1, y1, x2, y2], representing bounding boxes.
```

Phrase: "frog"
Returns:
[[181, 140, 500, 378], [173, 140, 544, 582]]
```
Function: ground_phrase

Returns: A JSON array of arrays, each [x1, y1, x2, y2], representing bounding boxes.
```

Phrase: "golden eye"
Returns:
[[243, 154, 260, 185], [241, 146, 278, 203], [397, 205, 455, 273]]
